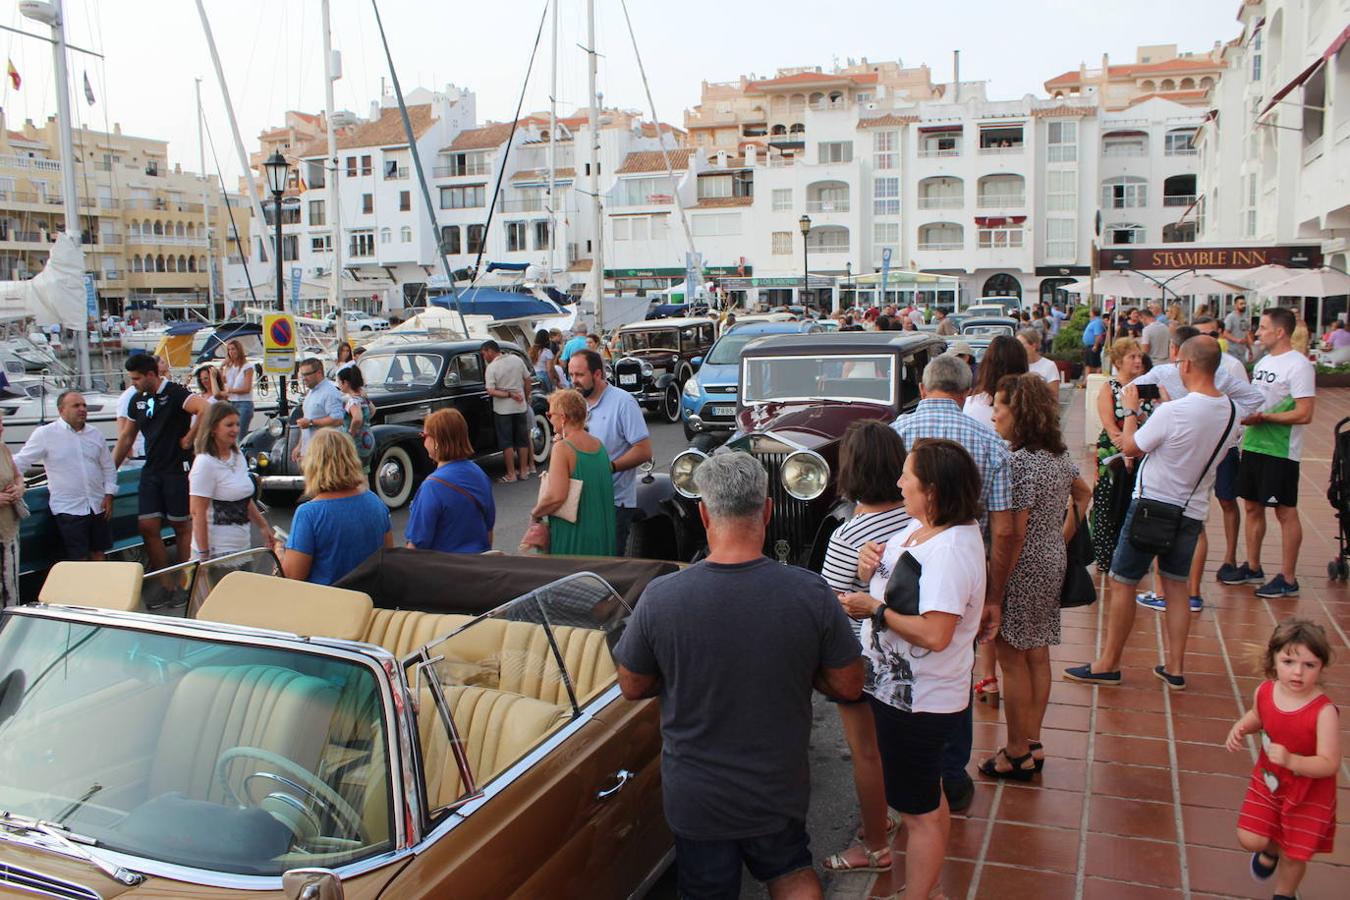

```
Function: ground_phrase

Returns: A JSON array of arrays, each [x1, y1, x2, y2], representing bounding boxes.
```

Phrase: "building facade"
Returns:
[[0, 113, 248, 318]]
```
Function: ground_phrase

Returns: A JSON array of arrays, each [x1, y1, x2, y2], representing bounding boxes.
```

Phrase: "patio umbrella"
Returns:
[[1167, 272, 1245, 296], [1256, 267, 1350, 298], [1062, 273, 1163, 299], [1225, 264, 1296, 291]]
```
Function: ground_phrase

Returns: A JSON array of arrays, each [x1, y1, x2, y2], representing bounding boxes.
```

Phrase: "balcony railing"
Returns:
[[0, 231, 46, 243], [1102, 145, 1147, 158], [806, 241, 850, 253], [978, 144, 1024, 155], [0, 153, 62, 172], [977, 194, 1026, 208], [918, 196, 963, 209], [1164, 146, 1198, 156], [1163, 194, 1197, 207], [917, 241, 963, 251], [805, 199, 850, 213], [501, 198, 546, 212], [918, 148, 961, 158], [384, 167, 410, 180]]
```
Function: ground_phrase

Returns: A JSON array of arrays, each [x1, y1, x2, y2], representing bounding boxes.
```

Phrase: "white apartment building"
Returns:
[[1195, 0, 1349, 325]]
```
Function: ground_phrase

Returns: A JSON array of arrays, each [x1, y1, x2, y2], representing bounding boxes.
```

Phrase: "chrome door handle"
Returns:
[[596, 768, 634, 800]]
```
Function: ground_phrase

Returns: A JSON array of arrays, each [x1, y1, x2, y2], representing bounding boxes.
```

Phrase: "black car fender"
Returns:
[[635, 472, 675, 520], [653, 372, 677, 390]]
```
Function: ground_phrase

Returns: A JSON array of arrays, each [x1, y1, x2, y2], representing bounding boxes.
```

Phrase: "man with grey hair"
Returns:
[[1018, 327, 1061, 386], [891, 351, 1016, 811], [14, 390, 117, 560], [615, 450, 862, 899]]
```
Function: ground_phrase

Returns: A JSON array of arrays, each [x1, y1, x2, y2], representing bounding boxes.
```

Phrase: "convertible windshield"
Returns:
[[358, 351, 443, 389], [618, 330, 677, 353], [705, 334, 757, 366], [742, 354, 895, 405], [0, 613, 393, 876]]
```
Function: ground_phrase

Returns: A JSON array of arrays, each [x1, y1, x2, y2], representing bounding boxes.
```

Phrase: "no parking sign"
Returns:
[[263, 313, 296, 374]]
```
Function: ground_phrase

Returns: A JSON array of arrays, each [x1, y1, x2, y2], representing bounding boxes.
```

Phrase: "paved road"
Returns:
[[267, 415, 863, 899]]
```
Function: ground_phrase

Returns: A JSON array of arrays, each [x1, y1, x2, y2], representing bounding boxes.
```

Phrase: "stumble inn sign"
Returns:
[[1100, 245, 1322, 271]]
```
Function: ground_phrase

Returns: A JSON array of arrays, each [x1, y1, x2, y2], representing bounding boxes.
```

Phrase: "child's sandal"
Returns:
[[1249, 849, 1279, 882]]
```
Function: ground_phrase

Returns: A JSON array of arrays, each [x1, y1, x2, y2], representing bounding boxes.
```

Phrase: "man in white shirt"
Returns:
[[14, 390, 118, 560], [482, 340, 535, 482], [1229, 307, 1316, 599], [1066, 337, 1238, 691], [1017, 328, 1060, 388]]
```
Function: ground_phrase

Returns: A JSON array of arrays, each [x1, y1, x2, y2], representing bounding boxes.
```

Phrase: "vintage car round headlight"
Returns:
[[780, 450, 830, 501], [267, 419, 284, 438], [682, 375, 701, 399], [640, 360, 654, 377], [254, 452, 270, 469], [670, 449, 708, 499]]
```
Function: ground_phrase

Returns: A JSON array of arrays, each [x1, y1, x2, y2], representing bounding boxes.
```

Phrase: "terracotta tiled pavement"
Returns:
[[828, 386, 1350, 900]]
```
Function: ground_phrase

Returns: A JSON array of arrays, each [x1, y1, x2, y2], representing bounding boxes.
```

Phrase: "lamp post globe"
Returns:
[[263, 150, 289, 197]]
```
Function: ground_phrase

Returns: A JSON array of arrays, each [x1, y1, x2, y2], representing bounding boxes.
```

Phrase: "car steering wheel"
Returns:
[[214, 746, 368, 843]]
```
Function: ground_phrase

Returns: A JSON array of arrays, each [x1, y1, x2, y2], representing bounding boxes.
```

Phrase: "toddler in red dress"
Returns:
[[1226, 618, 1340, 900]]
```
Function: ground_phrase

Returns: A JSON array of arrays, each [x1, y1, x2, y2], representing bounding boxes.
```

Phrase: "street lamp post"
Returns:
[[798, 214, 812, 311], [263, 150, 290, 416], [845, 260, 852, 314]]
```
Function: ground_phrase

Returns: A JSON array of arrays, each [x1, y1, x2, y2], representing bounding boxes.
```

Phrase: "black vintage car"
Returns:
[[610, 317, 717, 423], [629, 331, 945, 566], [242, 341, 551, 508]]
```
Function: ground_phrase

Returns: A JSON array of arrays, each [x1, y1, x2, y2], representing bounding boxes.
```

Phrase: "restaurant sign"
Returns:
[[1100, 245, 1322, 271], [606, 265, 750, 277]]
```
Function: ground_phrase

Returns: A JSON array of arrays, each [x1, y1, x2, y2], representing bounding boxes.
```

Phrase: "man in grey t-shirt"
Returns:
[[1223, 296, 1252, 361], [1139, 307, 1171, 363], [615, 452, 862, 897]]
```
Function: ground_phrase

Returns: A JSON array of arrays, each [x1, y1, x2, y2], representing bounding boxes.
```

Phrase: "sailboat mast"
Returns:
[[586, 0, 604, 332], [546, 0, 558, 277], [321, 0, 346, 344], [196, 78, 216, 317]]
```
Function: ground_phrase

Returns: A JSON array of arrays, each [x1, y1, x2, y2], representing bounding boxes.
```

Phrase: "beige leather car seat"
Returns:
[[197, 572, 373, 641], [39, 561, 144, 611], [150, 665, 340, 804], [419, 684, 570, 810]]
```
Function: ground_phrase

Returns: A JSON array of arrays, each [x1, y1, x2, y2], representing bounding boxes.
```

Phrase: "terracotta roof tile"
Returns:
[[446, 122, 516, 152], [294, 104, 436, 158], [511, 167, 576, 181], [1046, 56, 1225, 87], [691, 196, 752, 209], [616, 148, 696, 174], [1126, 89, 1210, 107], [858, 113, 920, 128], [1031, 104, 1098, 117], [747, 71, 879, 90]]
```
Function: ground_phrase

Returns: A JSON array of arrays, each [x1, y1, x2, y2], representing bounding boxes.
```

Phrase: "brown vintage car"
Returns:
[[0, 551, 677, 899], [610, 317, 718, 423]]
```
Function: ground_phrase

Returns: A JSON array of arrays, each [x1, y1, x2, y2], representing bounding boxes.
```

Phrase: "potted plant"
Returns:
[[1315, 362, 1350, 388], [1049, 306, 1091, 380]]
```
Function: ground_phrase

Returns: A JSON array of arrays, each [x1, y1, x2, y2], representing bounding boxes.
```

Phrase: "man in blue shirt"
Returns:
[[567, 350, 652, 554], [560, 332, 589, 363], [1081, 308, 1106, 376], [292, 358, 348, 462]]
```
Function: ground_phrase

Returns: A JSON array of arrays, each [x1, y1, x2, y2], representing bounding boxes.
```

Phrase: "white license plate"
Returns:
[[712, 405, 735, 417], [619, 374, 638, 386]]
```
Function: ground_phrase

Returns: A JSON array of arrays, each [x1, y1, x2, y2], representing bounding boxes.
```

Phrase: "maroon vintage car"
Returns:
[[630, 331, 945, 566], [610, 318, 718, 422]]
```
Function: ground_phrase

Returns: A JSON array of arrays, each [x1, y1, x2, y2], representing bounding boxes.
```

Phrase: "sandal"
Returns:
[[1029, 740, 1045, 773], [975, 675, 999, 708], [823, 844, 891, 872], [978, 747, 1036, 781], [497, 475, 518, 484], [854, 810, 901, 842]]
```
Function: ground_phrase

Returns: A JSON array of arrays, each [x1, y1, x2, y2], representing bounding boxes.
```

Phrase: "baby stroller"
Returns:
[[1327, 417, 1350, 580]]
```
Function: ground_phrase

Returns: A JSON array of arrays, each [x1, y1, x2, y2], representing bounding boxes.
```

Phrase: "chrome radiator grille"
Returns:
[[755, 450, 813, 561]]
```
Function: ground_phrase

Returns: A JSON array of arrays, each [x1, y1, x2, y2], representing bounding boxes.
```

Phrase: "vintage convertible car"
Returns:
[[0, 550, 676, 898], [610, 317, 717, 423], [632, 331, 944, 567], [242, 341, 552, 508]]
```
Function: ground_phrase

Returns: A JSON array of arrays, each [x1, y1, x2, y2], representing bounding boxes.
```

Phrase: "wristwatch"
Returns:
[[871, 602, 888, 633], [1122, 408, 1141, 418]]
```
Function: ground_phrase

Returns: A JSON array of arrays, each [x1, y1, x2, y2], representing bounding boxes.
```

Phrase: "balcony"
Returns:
[[383, 166, 410, 180], [0, 153, 61, 172], [978, 144, 1024, 156], [916, 241, 963, 251], [918, 197, 963, 209], [1163, 194, 1197, 207], [977, 193, 1026, 209], [0, 231, 49, 245], [804, 199, 850, 213], [501, 197, 547, 213], [918, 147, 961, 159]]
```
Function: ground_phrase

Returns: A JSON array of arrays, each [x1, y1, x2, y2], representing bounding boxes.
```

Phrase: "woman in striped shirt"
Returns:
[[819, 419, 912, 874]]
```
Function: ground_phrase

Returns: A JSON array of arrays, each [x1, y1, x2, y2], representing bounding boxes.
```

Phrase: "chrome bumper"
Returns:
[[258, 475, 306, 491]]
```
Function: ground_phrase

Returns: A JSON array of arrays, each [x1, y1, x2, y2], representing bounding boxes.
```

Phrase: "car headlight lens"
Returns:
[[267, 419, 284, 438], [683, 376, 701, 399], [640, 361, 653, 377], [781, 450, 830, 501], [255, 452, 269, 469], [670, 449, 708, 499]]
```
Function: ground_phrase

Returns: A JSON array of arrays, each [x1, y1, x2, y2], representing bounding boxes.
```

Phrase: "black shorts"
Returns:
[[674, 819, 812, 899], [1236, 451, 1300, 508], [870, 696, 965, 815], [54, 512, 112, 559], [1214, 446, 1240, 502], [494, 411, 530, 450], [138, 470, 190, 522], [1083, 347, 1103, 368]]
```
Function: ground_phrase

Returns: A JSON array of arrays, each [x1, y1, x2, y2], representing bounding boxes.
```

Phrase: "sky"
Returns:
[[0, 0, 1242, 185]]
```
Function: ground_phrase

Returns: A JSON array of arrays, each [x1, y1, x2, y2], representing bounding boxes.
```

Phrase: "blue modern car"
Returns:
[[681, 320, 825, 445]]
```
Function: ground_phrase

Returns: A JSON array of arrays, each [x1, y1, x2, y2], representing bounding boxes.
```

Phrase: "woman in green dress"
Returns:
[[529, 389, 616, 556]]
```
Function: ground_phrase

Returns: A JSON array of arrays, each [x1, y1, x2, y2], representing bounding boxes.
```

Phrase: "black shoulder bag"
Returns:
[[1127, 400, 1234, 555], [882, 551, 923, 616]]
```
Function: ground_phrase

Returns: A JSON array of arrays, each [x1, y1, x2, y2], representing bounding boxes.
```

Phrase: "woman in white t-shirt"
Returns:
[[963, 334, 1026, 430], [189, 402, 275, 561], [219, 339, 255, 434], [846, 438, 987, 900], [1018, 327, 1061, 387]]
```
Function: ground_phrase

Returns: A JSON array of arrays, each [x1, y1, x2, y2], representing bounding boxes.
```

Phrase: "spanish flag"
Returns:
[[6, 60, 19, 91]]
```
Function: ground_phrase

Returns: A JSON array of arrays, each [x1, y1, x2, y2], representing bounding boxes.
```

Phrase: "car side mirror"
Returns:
[[691, 356, 703, 370], [283, 869, 344, 900]]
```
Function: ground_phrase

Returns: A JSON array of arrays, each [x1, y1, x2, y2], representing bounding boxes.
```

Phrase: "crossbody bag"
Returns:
[[427, 476, 489, 530], [1127, 400, 1235, 555]]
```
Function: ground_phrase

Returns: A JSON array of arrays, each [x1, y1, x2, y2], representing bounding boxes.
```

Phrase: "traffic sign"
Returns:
[[263, 312, 297, 374]]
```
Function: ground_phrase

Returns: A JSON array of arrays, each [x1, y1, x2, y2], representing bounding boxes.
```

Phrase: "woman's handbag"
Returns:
[[1126, 401, 1234, 555], [882, 551, 923, 617], [1060, 505, 1096, 609], [536, 474, 584, 524]]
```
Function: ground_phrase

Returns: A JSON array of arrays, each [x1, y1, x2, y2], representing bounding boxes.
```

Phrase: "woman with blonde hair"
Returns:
[[1091, 337, 1156, 570], [282, 428, 391, 584], [0, 409, 25, 607], [218, 338, 255, 433], [527, 388, 614, 555], [405, 408, 495, 553], [189, 402, 274, 561]]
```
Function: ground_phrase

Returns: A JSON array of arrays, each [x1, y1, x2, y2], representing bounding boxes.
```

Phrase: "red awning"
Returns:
[[974, 216, 1027, 227], [1259, 24, 1348, 116]]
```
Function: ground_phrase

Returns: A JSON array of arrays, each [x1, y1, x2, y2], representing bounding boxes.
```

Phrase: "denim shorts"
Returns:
[[1108, 499, 1204, 584], [674, 819, 812, 899]]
